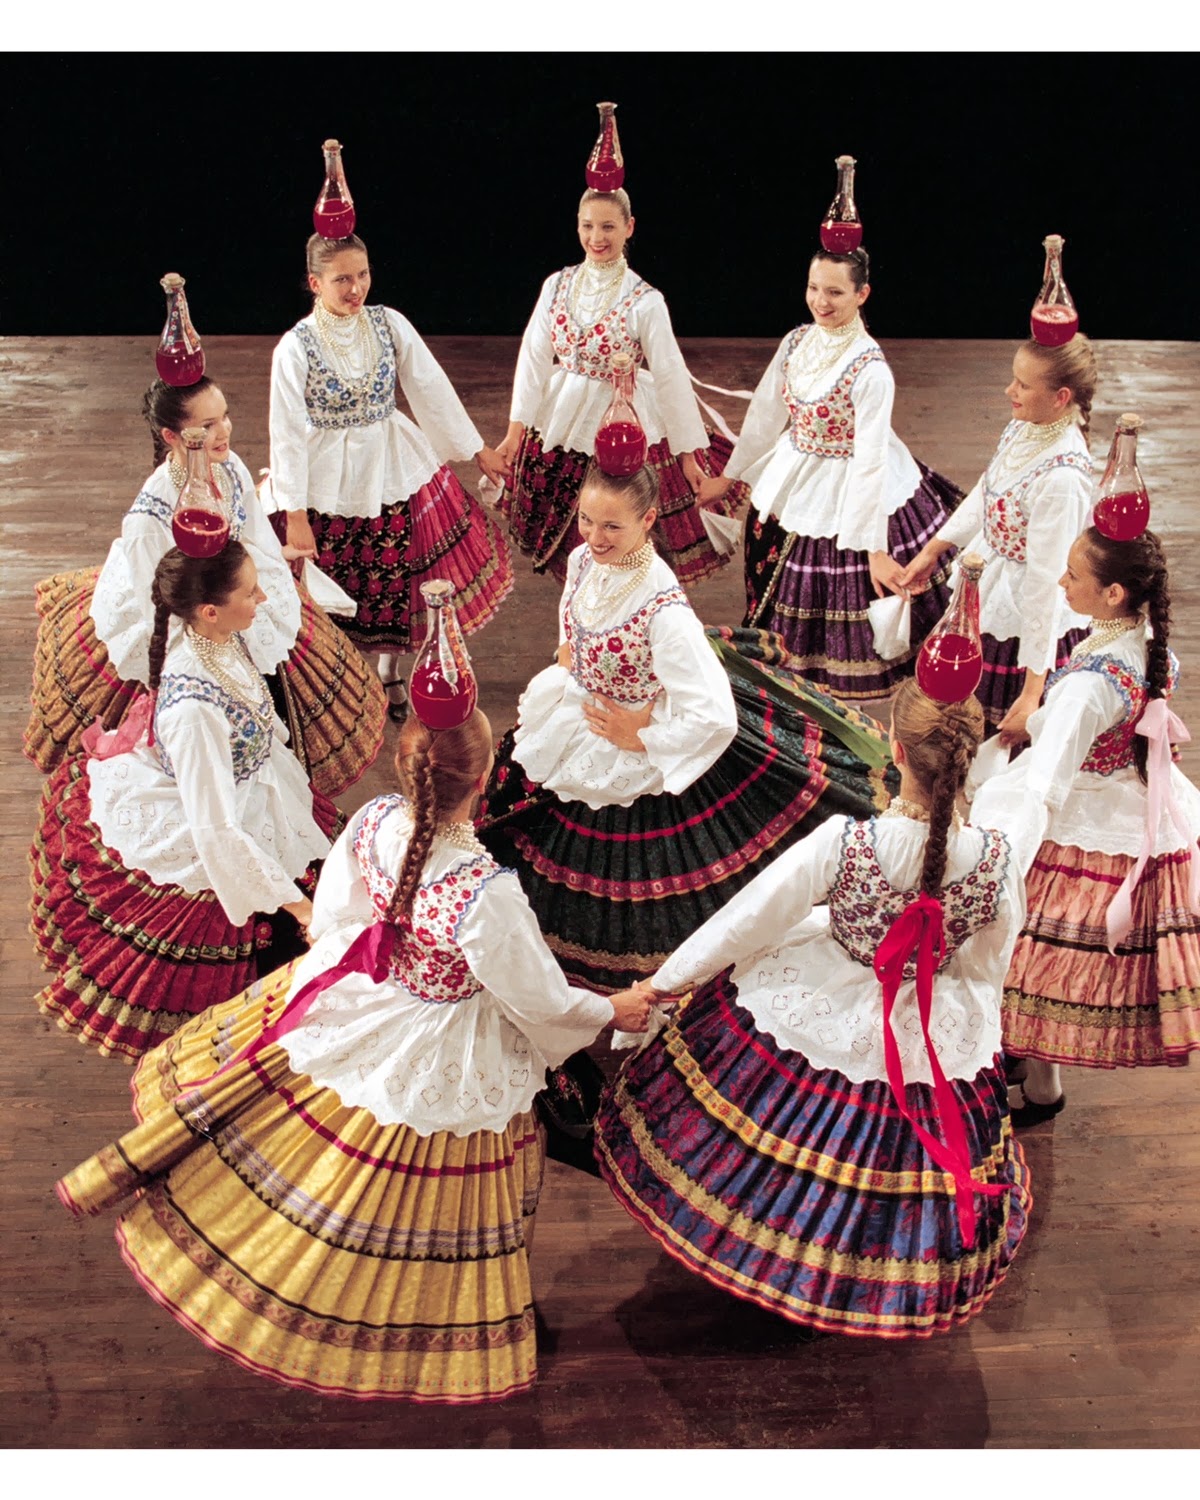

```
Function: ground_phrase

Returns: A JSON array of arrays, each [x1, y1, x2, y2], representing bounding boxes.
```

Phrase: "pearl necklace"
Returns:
[[571, 542, 655, 630], [168, 455, 232, 505], [880, 796, 963, 829], [437, 821, 487, 855], [792, 316, 866, 389], [313, 301, 379, 393], [569, 257, 628, 329], [185, 629, 275, 730], [1071, 615, 1142, 661], [1000, 412, 1078, 472]]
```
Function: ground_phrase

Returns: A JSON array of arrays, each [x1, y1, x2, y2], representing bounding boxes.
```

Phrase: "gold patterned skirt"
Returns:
[[57, 965, 545, 1403]]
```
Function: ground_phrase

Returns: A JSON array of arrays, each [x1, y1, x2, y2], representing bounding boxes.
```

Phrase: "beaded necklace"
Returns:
[[313, 301, 379, 395], [793, 315, 865, 387], [1000, 412, 1078, 472], [1071, 615, 1142, 662], [168, 455, 232, 504], [572, 541, 655, 630], [569, 257, 628, 330], [185, 629, 274, 731]]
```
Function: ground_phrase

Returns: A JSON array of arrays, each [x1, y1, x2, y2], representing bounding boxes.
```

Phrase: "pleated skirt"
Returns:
[[22, 565, 386, 799], [974, 628, 1087, 732], [477, 627, 896, 993], [29, 756, 343, 1062], [500, 428, 748, 586], [743, 462, 962, 699], [308, 463, 513, 652], [1003, 839, 1200, 1067], [594, 973, 1031, 1338], [56, 966, 545, 1403]]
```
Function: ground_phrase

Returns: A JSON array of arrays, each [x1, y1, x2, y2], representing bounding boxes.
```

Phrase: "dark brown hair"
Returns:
[[147, 541, 252, 693], [891, 678, 985, 897], [388, 709, 494, 924], [142, 376, 218, 468], [306, 232, 369, 281], [1079, 525, 1171, 782], [811, 247, 870, 291]]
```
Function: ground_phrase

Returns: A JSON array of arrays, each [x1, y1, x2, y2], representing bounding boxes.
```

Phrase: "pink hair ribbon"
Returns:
[[81, 693, 156, 757]]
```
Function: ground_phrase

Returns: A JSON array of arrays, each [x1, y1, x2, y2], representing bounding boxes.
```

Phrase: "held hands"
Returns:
[[582, 692, 656, 751], [696, 474, 734, 512], [679, 452, 704, 496], [867, 550, 910, 601], [492, 422, 526, 480], [285, 511, 318, 561], [282, 897, 315, 945], [896, 538, 951, 596], [609, 985, 654, 1033], [996, 691, 1040, 749], [475, 445, 509, 488]]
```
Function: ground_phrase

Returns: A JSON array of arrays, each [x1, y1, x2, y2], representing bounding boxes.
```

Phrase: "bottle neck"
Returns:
[[1102, 431, 1142, 489]]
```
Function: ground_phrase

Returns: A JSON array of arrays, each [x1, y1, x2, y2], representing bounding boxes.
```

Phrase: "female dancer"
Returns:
[[973, 527, 1200, 1122], [595, 678, 1031, 1338], [495, 184, 747, 585], [698, 249, 962, 699], [479, 459, 897, 995], [24, 375, 386, 798], [899, 337, 1097, 740], [269, 233, 512, 719], [56, 707, 651, 1403], [31, 543, 340, 1062]]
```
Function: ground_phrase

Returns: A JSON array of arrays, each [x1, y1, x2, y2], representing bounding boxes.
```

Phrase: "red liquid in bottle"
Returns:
[[1030, 302, 1079, 346], [585, 161, 624, 191], [595, 421, 647, 476], [1093, 489, 1150, 542], [172, 508, 230, 557], [410, 662, 477, 731], [916, 632, 983, 703], [820, 219, 863, 254], [155, 344, 206, 387], [313, 198, 357, 238]]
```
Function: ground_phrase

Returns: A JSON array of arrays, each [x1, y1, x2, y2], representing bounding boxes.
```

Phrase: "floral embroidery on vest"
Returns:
[[154, 670, 272, 784], [131, 461, 249, 541], [295, 307, 396, 430], [781, 326, 885, 461], [563, 560, 690, 706], [549, 266, 651, 381], [828, 818, 1009, 976], [352, 794, 501, 1004], [981, 423, 1093, 563], [1047, 650, 1180, 775]]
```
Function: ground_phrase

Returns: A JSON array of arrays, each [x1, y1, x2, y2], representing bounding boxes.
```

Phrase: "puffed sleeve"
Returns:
[[836, 359, 895, 554], [156, 699, 308, 925], [1013, 465, 1094, 673], [637, 294, 708, 454], [638, 604, 737, 792], [456, 871, 615, 1066], [509, 274, 559, 427], [91, 522, 169, 684], [386, 308, 482, 463], [652, 818, 848, 994], [226, 455, 301, 670], [937, 474, 984, 550], [267, 331, 313, 514], [307, 807, 375, 944], [721, 332, 793, 482]]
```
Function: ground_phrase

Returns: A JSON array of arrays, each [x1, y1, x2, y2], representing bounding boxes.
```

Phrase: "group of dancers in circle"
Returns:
[[28, 113, 1200, 1406]]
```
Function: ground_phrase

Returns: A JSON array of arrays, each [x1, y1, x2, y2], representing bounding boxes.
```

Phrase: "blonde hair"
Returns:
[[891, 679, 984, 896], [1019, 334, 1098, 437], [578, 188, 633, 221]]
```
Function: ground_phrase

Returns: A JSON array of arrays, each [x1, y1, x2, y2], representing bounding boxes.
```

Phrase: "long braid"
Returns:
[[892, 680, 984, 898], [146, 601, 171, 694], [388, 738, 439, 925]]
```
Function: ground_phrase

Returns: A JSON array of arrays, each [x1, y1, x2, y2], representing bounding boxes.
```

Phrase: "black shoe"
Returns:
[[383, 680, 408, 724], [1003, 1053, 1028, 1084], [1009, 1086, 1066, 1128]]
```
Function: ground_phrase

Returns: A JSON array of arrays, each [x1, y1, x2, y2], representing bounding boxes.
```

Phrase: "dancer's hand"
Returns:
[[475, 446, 508, 487], [282, 897, 315, 944], [696, 474, 733, 511], [285, 511, 318, 561], [494, 422, 525, 477], [556, 642, 573, 670], [582, 693, 655, 751], [868, 550, 909, 600], [897, 538, 951, 594], [609, 986, 653, 1032], [996, 691, 1038, 748], [680, 452, 703, 495]]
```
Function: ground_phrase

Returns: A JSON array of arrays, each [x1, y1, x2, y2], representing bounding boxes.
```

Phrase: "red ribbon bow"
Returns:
[[874, 894, 1006, 1247]]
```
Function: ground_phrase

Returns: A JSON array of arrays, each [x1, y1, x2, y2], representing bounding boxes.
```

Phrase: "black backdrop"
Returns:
[[4, 52, 1195, 341]]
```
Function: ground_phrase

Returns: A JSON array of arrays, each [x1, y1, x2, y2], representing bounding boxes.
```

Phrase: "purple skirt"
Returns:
[[743, 462, 962, 700], [976, 628, 1087, 731]]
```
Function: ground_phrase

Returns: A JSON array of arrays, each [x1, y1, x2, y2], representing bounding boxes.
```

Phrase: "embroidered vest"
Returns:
[[549, 266, 651, 381], [294, 306, 396, 430], [981, 422, 1093, 563], [154, 666, 272, 785], [130, 460, 249, 541], [828, 818, 1009, 978], [563, 559, 690, 706], [1046, 649, 1179, 776], [781, 326, 885, 461], [353, 795, 499, 1004]]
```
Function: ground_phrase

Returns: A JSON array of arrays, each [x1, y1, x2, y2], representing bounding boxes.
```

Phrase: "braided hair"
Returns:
[[1080, 525, 1172, 783], [891, 678, 985, 896], [1019, 335, 1098, 438], [142, 376, 217, 468], [146, 542, 251, 693], [811, 246, 870, 291], [387, 709, 494, 925]]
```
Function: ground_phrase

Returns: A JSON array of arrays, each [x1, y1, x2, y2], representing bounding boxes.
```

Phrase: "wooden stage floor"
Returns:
[[2, 334, 1199, 1450]]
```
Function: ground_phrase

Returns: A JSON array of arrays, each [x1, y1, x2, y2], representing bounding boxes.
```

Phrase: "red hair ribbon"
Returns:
[[874, 894, 1007, 1247]]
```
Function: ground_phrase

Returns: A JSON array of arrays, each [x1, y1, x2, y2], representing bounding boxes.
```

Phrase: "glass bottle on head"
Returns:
[[595, 354, 648, 476], [171, 428, 231, 557], [1030, 234, 1079, 347], [155, 273, 205, 387], [1093, 413, 1150, 541], [820, 155, 863, 254], [410, 581, 479, 731], [313, 138, 356, 239], [916, 552, 985, 703], [585, 102, 625, 192]]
